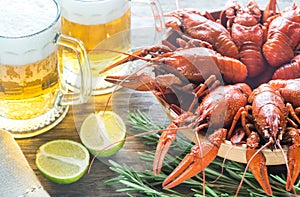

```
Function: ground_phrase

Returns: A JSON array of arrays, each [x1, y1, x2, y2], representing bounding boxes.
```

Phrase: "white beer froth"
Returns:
[[58, 0, 130, 25], [0, 0, 60, 66]]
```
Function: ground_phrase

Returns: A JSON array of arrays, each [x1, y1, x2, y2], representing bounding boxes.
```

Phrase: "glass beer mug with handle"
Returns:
[[0, 0, 92, 138], [58, 0, 165, 95]]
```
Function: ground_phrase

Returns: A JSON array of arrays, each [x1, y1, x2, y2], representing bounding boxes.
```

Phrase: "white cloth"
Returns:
[[0, 130, 50, 197]]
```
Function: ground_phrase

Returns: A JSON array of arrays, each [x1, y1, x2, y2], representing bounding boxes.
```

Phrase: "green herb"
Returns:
[[105, 110, 300, 196]]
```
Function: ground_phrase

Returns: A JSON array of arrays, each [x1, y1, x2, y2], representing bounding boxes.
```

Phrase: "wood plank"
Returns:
[[16, 87, 168, 196]]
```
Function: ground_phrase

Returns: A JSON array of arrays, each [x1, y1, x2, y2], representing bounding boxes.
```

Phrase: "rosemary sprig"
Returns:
[[105, 110, 300, 196]]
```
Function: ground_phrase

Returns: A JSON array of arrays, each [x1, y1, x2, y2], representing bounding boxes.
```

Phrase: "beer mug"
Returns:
[[0, 0, 92, 138], [58, 0, 164, 95]]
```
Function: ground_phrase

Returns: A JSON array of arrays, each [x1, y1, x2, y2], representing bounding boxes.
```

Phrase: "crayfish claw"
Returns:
[[286, 146, 300, 191], [153, 123, 178, 175], [286, 128, 300, 191], [246, 132, 272, 196], [162, 128, 226, 188], [246, 148, 272, 196], [162, 148, 197, 188]]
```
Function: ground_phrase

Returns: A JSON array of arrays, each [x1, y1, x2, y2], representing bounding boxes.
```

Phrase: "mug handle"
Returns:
[[150, 0, 165, 33], [132, 0, 166, 44], [54, 33, 92, 105]]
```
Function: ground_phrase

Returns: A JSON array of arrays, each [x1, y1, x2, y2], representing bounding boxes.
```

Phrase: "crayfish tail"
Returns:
[[263, 31, 294, 67]]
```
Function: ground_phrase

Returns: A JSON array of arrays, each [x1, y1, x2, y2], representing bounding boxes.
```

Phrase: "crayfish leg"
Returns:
[[263, 0, 279, 23], [286, 103, 300, 125]]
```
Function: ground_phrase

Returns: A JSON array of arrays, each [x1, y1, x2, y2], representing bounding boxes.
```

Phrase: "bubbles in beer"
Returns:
[[58, 0, 129, 25], [0, 0, 61, 121], [59, 0, 131, 93]]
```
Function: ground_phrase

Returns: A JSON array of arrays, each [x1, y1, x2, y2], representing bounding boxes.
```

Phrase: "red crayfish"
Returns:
[[99, 0, 300, 196], [221, 0, 267, 77], [263, 3, 300, 68], [103, 43, 248, 84], [237, 81, 300, 196], [164, 8, 239, 59]]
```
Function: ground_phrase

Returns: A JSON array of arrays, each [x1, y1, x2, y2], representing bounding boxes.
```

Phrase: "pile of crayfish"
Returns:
[[102, 0, 300, 196]]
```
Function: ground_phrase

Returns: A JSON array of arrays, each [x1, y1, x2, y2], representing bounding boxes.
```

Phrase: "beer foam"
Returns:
[[0, 0, 60, 65], [58, 0, 130, 25], [0, 0, 58, 37]]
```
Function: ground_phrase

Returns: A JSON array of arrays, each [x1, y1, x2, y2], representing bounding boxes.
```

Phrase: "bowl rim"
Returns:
[[158, 97, 288, 166]]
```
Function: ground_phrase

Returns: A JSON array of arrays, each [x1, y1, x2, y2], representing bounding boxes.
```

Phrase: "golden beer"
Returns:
[[0, 0, 91, 137], [0, 52, 59, 120], [61, 10, 130, 52], [59, 0, 131, 94], [60, 9, 131, 75]]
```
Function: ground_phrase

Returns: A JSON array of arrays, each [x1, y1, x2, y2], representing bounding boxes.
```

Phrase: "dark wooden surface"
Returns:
[[16, 88, 170, 197], [15, 1, 176, 196], [15, 1, 174, 195], [14, 1, 300, 196]]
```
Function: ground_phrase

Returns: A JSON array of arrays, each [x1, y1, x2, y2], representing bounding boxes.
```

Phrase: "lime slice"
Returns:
[[79, 111, 126, 157], [35, 139, 90, 184]]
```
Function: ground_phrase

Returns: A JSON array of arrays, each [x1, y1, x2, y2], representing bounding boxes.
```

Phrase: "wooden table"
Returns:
[[14, 1, 300, 196], [16, 88, 170, 196], [16, 1, 175, 195], [14, 1, 179, 196]]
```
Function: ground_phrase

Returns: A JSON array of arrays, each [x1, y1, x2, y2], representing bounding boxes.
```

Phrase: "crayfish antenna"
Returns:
[[88, 128, 160, 173], [210, 128, 245, 183], [210, 146, 230, 183], [97, 48, 151, 74], [98, 46, 172, 74], [211, 127, 246, 183]]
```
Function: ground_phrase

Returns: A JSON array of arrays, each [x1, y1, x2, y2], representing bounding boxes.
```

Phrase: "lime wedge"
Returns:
[[79, 111, 126, 157], [35, 139, 90, 184]]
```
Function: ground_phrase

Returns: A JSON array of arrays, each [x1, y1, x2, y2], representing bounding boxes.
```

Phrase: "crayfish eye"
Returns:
[[264, 126, 270, 131], [237, 87, 243, 94]]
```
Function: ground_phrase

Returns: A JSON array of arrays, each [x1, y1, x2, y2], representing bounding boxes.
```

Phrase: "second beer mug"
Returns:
[[58, 0, 164, 95], [0, 0, 92, 138]]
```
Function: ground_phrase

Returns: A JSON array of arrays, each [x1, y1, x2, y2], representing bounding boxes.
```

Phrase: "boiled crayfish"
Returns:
[[263, 2, 300, 68], [101, 0, 300, 196], [222, 0, 267, 77], [102, 43, 248, 84], [239, 82, 300, 196], [159, 80, 252, 188], [164, 8, 239, 59]]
